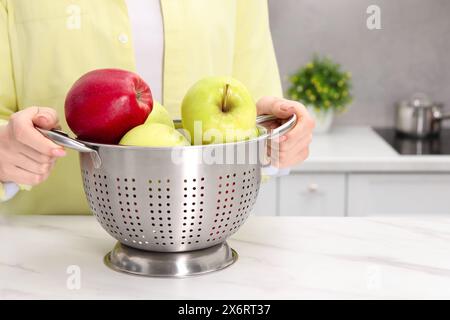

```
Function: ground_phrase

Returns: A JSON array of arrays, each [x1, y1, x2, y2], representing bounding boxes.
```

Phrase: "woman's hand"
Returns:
[[0, 107, 66, 186], [257, 96, 315, 168]]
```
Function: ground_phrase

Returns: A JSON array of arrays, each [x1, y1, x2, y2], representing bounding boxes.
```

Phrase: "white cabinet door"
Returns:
[[279, 174, 346, 216], [348, 174, 450, 216], [251, 178, 278, 216]]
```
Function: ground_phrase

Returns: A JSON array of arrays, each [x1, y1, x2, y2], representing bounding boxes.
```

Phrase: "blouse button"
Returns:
[[118, 33, 129, 44]]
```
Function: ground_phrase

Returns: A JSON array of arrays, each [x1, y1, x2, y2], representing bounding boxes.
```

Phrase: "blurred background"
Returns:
[[269, 0, 450, 127], [253, 0, 450, 217]]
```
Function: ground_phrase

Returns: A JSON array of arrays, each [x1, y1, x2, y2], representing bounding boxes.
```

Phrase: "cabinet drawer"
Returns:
[[348, 174, 450, 216], [251, 178, 278, 216], [279, 174, 346, 216]]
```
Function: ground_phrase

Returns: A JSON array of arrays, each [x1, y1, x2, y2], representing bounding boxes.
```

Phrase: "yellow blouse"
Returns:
[[0, 0, 282, 214]]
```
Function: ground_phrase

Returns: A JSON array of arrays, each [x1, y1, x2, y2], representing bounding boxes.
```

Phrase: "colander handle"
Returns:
[[255, 114, 297, 168], [36, 128, 102, 168], [256, 114, 297, 139]]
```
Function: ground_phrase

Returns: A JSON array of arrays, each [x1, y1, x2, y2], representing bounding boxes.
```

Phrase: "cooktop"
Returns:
[[374, 128, 450, 155]]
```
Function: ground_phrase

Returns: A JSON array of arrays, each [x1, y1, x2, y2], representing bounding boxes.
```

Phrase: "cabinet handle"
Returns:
[[308, 183, 319, 193]]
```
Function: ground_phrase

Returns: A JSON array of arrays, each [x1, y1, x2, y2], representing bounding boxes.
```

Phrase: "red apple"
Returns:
[[65, 69, 153, 144]]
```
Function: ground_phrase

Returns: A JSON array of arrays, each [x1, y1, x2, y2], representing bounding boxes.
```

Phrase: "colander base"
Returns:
[[104, 241, 238, 277]]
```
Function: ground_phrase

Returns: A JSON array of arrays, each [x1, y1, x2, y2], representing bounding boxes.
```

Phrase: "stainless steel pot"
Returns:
[[396, 93, 450, 138]]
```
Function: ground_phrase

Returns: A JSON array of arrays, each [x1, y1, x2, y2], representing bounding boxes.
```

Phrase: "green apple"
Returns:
[[119, 123, 190, 147], [145, 101, 175, 128], [181, 76, 258, 145]]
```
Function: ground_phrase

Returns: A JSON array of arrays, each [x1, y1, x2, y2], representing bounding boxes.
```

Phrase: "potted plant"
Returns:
[[287, 55, 353, 133]]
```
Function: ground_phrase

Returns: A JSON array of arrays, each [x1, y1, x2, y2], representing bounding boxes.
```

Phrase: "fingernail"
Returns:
[[281, 106, 294, 112], [280, 135, 288, 142], [37, 116, 49, 123], [52, 148, 66, 157]]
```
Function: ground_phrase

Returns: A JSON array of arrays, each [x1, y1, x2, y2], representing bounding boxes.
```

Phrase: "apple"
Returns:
[[145, 101, 174, 128], [119, 123, 190, 147], [65, 69, 153, 144], [181, 76, 258, 145]]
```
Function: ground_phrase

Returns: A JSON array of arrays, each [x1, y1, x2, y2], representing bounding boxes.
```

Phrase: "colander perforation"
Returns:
[[82, 162, 261, 252]]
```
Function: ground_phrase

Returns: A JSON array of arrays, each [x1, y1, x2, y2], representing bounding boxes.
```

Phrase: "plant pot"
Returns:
[[308, 107, 334, 134]]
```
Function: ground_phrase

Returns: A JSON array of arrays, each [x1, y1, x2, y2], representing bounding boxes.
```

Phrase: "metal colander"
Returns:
[[39, 115, 295, 253]]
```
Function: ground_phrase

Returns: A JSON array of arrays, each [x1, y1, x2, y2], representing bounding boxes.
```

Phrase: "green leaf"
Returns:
[[287, 54, 353, 111]]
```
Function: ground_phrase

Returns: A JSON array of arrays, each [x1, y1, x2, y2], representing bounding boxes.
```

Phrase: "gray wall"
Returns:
[[268, 0, 450, 127]]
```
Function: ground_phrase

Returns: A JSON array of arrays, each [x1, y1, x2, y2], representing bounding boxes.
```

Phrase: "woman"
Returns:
[[0, 0, 314, 214]]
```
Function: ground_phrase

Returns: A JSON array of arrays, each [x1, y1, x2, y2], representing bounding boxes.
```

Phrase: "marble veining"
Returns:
[[1, 215, 450, 299]]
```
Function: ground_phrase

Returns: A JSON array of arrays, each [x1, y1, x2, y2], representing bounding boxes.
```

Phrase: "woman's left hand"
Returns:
[[256, 96, 315, 168]]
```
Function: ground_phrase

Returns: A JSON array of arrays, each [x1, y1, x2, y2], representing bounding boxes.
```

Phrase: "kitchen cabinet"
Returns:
[[348, 174, 450, 216], [271, 126, 450, 217], [279, 174, 346, 216], [251, 178, 278, 216], [268, 173, 450, 217]]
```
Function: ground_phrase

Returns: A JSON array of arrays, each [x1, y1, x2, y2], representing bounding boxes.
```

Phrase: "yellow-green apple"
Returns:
[[145, 101, 174, 128], [119, 123, 190, 147], [181, 77, 258, 145], [65, 69, 153, 144]]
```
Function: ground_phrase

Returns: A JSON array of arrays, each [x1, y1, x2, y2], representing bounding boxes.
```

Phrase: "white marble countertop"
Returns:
[[2, 215, 450, 299], [292, 126, 450, 172]]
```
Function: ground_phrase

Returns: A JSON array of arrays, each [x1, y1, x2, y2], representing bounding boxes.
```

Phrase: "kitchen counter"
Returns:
[[2, 215, 450, 299], [292, 126, 450, 172]]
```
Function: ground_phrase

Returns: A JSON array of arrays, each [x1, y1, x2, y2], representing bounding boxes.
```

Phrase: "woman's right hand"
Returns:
[[0, 107, 66, 186]]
